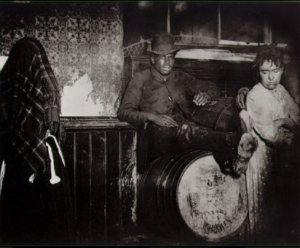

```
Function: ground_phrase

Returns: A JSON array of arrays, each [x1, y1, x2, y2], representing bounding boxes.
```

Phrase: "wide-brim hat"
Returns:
[[147, 32, 180, 55]]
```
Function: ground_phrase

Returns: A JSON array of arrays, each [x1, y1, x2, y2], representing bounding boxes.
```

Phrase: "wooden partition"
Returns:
[[60, 117, 137, 245]]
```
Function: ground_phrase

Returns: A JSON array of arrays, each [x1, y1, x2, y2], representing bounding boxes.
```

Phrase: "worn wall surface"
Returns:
[[0, 2, 123, 116]]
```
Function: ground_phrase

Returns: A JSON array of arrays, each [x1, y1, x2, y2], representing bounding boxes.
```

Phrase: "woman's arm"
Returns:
[[247, 92, 293, 146]]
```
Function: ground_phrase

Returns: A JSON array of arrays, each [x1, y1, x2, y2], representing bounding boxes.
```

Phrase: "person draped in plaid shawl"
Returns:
[[0, 37, 74, 245], [0, 37, 60, 174]]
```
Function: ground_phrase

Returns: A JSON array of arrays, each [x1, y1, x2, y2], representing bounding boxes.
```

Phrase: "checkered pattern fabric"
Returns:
[[0, 37, 60, 173]]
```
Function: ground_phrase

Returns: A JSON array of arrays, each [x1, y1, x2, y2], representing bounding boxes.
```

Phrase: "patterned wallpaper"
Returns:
[[0, 2, 123, 116]]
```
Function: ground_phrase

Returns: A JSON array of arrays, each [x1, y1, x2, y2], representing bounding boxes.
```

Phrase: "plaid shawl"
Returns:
[[0, 37, 60, 173]]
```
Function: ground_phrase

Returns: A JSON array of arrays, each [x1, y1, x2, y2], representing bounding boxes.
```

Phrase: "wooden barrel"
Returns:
[[138, 150, 248, 243], [189, 97, 240, 132]]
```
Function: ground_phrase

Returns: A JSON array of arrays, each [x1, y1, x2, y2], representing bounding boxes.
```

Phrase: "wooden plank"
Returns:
[[60, 117, 134, 130], [75, 132, 91, 244], [90, 131, 107, 243], [106, 130, 121, 243], [60, 131, 76, 223]]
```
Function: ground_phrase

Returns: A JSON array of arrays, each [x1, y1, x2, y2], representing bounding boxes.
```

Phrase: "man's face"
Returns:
[[151, 53, 175, 76], [259, 60, 283, 90]]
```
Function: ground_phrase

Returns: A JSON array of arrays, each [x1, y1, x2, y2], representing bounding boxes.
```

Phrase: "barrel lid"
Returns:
[[177, 154, 248, 242]]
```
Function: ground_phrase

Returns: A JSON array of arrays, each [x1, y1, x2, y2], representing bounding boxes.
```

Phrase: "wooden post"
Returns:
[[167, 2, 170, 33], [263, 17, 272, 45], [218, 4, 221, 44]]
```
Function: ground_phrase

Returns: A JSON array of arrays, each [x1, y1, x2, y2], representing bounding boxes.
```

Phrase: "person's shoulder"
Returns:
[[247, 84, 269, 110], [128, 69, 151, 88], [131, 68, 151, 83], [277, 83, 294, 98], [248, 83, 265, 100], [133, 68, 151, 78], [248, 83, 261, 94], [277, 83, 287, 92]]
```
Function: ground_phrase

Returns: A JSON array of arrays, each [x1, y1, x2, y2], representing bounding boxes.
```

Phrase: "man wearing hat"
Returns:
[[118, 32, 256, 174]]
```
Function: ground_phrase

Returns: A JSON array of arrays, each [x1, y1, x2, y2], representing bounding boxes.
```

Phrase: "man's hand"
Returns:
[[149, 113, 178, 127], [236, 87, 250, 110], [193, 92, 211, 106]]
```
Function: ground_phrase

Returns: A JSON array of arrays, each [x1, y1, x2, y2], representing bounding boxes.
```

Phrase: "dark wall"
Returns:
[[124, 2, 300, 45]]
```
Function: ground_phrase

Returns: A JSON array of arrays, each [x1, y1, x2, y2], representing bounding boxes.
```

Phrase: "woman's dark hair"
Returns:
[[254, 46, 284, 70]]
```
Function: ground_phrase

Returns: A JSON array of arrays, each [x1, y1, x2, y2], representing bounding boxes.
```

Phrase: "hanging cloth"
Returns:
[[0, 37, 61, 175]]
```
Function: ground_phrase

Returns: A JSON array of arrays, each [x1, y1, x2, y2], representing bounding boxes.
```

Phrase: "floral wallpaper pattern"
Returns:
[[0, 2, 123, 116]]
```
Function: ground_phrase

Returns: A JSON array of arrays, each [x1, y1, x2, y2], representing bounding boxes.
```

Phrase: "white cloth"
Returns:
[[247, 83, 300, 145], [245, 83, 300, 238]]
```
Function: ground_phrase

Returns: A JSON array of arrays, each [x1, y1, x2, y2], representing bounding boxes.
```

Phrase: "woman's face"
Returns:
[[259, 60, 283, 90]]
